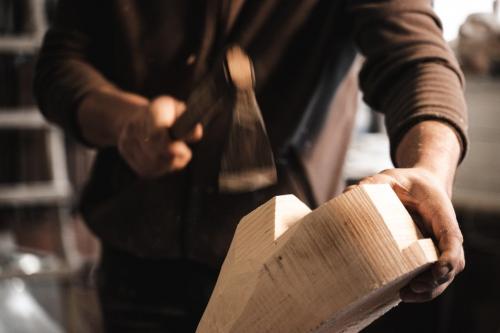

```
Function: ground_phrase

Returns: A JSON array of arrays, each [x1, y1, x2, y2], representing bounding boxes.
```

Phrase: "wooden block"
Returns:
[[196, 184, 438, 333]]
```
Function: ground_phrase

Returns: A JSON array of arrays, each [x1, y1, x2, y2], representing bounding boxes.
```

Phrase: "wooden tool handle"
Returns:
[[169, 82, 217, 140], [170, 46, 254, 140]]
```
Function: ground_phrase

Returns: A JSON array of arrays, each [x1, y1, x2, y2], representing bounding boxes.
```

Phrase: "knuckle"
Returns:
[[360, 172, 399, 188], [175, 100, 187, 114], [440, 228, 464, 244], [437, 273, 452, 285], [438, 258, 453, 270], [184, 148, 192, 160], [429, 290, 442, 300], [458, 258, 466, 272], [166, 143, 179, 156], [166, 150, 191, 172], [150, 98, 177, 125]]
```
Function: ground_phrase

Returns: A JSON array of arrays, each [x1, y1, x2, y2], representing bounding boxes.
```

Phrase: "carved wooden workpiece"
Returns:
[[197, 184, 438, 333]]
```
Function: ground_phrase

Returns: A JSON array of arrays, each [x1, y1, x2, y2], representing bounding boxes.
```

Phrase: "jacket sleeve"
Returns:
[[348, 0, 468, 164], [34, 0, 115, 144]]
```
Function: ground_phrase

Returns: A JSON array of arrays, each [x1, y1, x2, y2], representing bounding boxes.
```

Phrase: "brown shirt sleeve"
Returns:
[[348, 0, 468, 164], [34, 0, 114, 145]]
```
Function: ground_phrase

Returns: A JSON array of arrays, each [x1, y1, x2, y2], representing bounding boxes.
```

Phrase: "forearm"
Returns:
[[350, 0, 468, 171], [395, 120, 462, 195], [355, 120, 465, 302], [77, 86, 149, 147]]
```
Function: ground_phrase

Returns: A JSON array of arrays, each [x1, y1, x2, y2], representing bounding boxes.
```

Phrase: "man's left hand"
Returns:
[[349, 120, 466, 302], [353, 167, 465, 302]]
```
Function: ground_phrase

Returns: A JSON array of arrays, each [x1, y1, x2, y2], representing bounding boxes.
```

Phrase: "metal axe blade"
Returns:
[[219, 47, 277, 192]]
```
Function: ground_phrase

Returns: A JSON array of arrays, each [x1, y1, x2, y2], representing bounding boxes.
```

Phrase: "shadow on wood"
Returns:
[[197, 184, 438, 333]]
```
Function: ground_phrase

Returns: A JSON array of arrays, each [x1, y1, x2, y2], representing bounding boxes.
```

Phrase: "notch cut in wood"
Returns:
[[197, 184, 438, 333]]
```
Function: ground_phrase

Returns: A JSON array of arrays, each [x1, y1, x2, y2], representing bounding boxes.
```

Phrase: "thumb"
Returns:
[[149, 96, 180, 128]]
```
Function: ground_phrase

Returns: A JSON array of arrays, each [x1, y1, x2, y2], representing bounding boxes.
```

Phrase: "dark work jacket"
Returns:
[[34, 0, 468, 267]]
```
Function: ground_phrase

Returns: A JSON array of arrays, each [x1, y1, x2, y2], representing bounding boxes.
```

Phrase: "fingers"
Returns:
[[184, 123, 203, 143], [149, 96, 203, 143], [400, 248, 461, 303], [433, 230, 465, 281], [170, 100, 203, 143], [401, 257, 456, 303], [358, 173, 397, 187], [118, 96, 200, 178], [149, 96, 178, 128], [409, 179, 465, 287], [163, 141, 193, 172], [346, 168, 465, 303], [123, 141, 192, 178], [359, 170, 465, 269], [400, 279, 451, 303], [146, 97, 200, 170]]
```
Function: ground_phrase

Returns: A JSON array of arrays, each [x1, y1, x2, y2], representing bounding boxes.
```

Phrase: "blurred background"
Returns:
[[0, 0, 498, 332]]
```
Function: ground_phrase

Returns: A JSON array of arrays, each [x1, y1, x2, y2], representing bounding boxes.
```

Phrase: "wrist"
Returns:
[[395, 120, 461, 194], [77, 86, 149, 147]]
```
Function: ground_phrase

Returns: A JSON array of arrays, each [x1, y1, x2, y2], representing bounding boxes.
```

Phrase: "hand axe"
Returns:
[[170, 46, 277, 193]]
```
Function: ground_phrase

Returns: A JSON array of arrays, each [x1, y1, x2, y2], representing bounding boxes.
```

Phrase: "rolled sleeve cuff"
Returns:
[[383, 62, 468, 166]]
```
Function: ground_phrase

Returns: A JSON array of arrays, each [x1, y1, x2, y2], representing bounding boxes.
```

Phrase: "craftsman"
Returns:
[[35, 0, 467, 332]]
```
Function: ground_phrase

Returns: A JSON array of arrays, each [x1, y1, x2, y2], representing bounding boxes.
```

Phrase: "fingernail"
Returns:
[[436, 265, 450, 278], [437, 276, 449, 284]]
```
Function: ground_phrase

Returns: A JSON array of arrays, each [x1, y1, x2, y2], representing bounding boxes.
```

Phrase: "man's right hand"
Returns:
[[117, 96, 203, 178]]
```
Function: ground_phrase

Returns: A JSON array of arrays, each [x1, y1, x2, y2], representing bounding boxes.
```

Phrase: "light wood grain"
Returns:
[[197, 184, 438, 333]]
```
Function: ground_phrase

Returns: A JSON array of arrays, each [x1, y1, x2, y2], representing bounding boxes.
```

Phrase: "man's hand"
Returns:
[[353, 167, 465, 302], [77, 87, 202, 177], [117, 96, 203, 178], [350, 120, 465, 302]]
